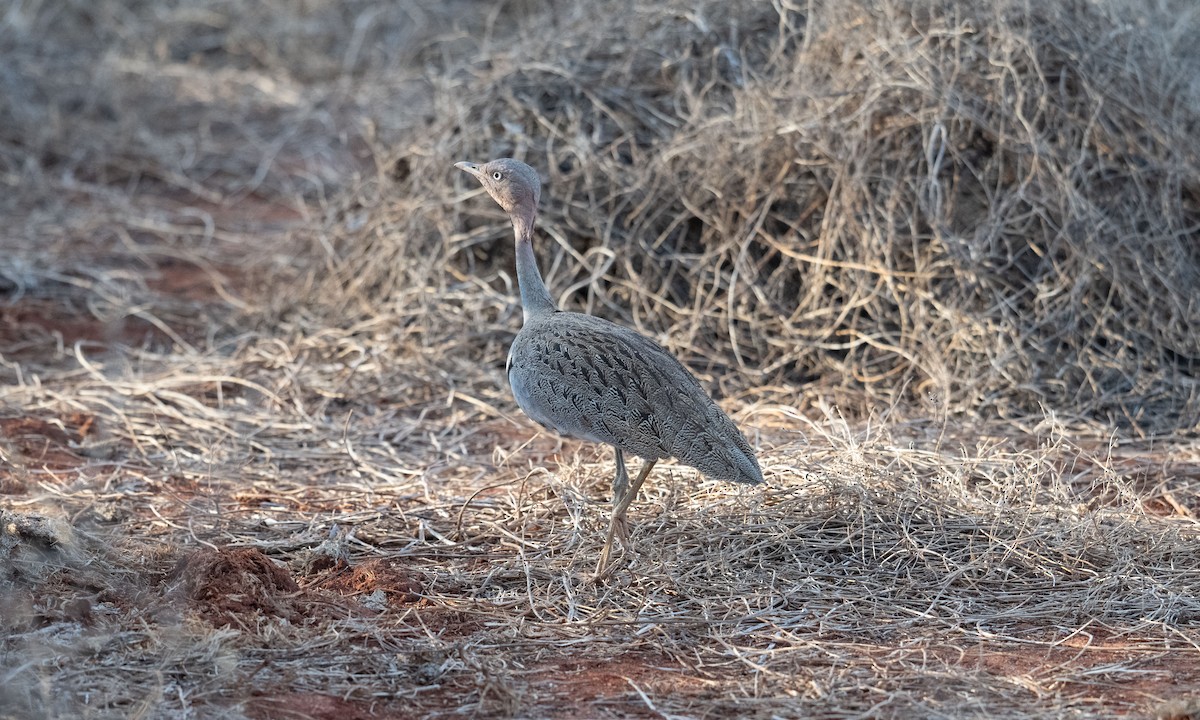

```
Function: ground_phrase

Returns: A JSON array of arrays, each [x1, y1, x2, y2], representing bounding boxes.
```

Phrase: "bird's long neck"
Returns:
[[512, 209, 556, 323]]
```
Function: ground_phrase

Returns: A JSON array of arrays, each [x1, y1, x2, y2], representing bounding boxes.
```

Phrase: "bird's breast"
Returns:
[[507, 349, 612, 445]]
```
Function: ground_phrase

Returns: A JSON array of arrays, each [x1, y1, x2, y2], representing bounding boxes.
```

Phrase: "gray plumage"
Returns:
[[508, 312, 761, 485], [455, 157, 762, 575]]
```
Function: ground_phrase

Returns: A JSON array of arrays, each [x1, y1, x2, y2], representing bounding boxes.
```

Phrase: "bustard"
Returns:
[[455, 158, 762, 577]]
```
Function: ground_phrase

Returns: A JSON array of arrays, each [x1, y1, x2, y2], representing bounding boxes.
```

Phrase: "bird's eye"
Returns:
[[492, 171, 503, 180]]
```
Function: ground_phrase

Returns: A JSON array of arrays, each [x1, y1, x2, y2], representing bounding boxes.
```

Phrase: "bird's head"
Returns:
[[454, 158, 541, 218]]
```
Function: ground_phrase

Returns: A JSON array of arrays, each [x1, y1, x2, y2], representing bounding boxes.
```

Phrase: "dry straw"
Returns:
[[315, 0, 1200, 434], [1, 0, 1199, 718]]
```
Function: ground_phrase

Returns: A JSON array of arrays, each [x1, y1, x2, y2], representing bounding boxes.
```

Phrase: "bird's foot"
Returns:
[[613, 513, 633, 553], [590, 511, 634, 582], [591, 546, 617, 582]]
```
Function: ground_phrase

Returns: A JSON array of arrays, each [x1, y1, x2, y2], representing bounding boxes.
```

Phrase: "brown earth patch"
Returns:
[[0, 413, 111, 496], [0, 473, 28, 495], [0, 414, 96, 471], [527, 652, 712, 719], [142, 257, 246, 304], [169, 547, 303, 627], [244, 692, 380, 720], [928, 629, 1200, 716], [0, 297, 169, 352], [1155, 697, 1200, 720], [404, 606, 487, 639], [314, 558, 424, 609]]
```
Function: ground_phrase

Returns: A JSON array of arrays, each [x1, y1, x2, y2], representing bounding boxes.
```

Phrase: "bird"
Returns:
[[454, 157, 763, 578]]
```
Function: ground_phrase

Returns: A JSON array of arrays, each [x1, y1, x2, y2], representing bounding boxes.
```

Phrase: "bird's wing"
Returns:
[[507, 312, 761, 483]]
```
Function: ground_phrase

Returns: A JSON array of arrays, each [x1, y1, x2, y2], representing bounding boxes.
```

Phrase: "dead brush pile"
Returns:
[[3, 1, 1200, 717], [311, 0, 1200, 434]]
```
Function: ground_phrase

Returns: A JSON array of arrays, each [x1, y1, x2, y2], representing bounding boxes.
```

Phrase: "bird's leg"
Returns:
[[615, 459, 656, 521], [612, 448, 629, 506], [595, 449, 629, 578], [610, 448, 630, 549], [594, 458, 657, 580]]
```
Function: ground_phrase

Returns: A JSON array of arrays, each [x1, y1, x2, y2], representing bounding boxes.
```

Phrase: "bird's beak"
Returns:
[[455, 161, 483, 179]]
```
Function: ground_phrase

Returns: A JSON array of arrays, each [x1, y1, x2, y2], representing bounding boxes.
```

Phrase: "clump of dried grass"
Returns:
[[307, 0, 1200, 433], [3, 0, 1200, 718], [4, 396, 1198, 717]]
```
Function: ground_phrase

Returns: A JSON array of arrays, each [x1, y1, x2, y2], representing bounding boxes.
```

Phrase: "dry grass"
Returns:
[[2, 0, 1200, 718], [315, 0, 1200, 433]]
